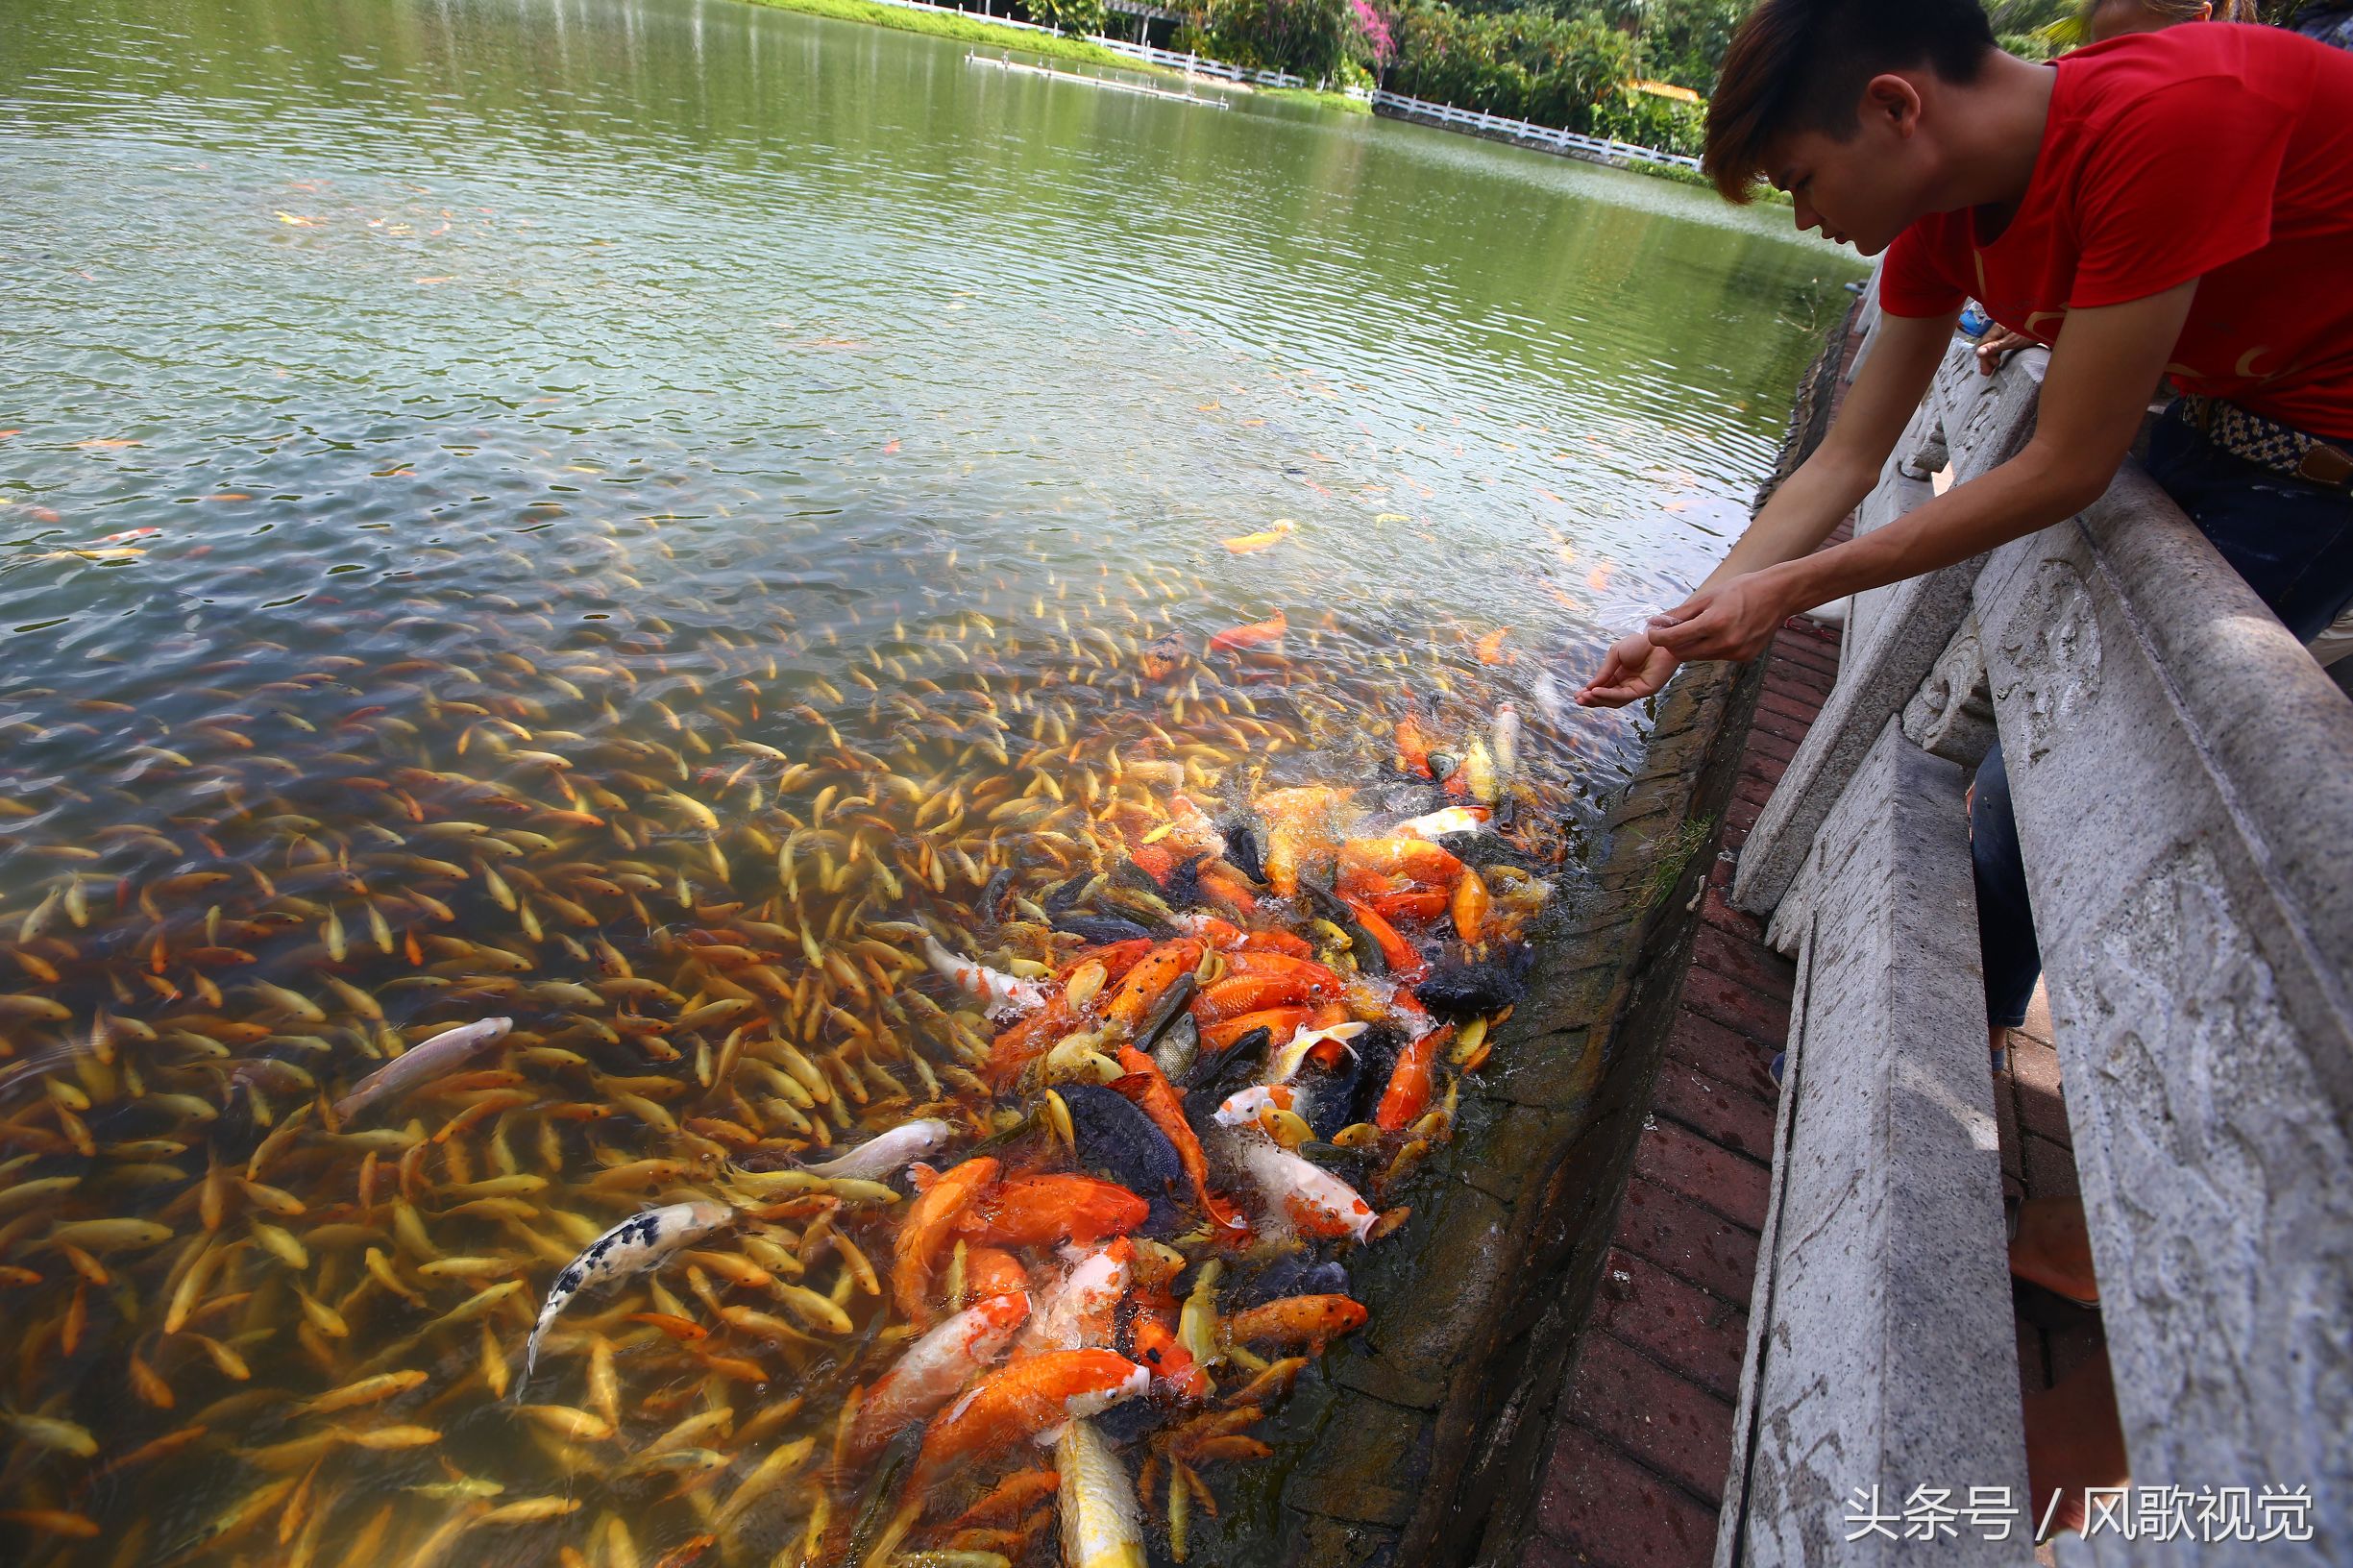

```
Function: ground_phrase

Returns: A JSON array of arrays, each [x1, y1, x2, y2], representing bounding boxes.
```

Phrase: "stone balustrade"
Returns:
[[1712, 334, 2353, 1565]]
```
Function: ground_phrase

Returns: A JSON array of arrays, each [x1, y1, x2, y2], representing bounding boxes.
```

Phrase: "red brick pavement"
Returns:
[[1522, 617, 1840, 1568]]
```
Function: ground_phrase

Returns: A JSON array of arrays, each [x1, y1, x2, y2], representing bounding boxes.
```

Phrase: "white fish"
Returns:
[[1018, 1242, 1130, 1355], [1057, 1418, 1146, 1568], [921, 934, 1046, 1017], [847, 1291, 1029, 1459], [1491, 701, 1521, 779], [1264, 1020, 1366, 1084], [333, 1017, 513, 1119], [1213, 1083, 1295, 1128], [1532, 666, 1568, 723], [798, 1118, 952, 1181], [520, 1201, 735, 1387], [1396, 806, 1489, 841], [1236, 1136, 1379, 1243]]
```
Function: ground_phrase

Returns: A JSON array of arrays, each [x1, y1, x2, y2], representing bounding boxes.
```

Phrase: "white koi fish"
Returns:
[[1532, 666, 1568, 723], [797, 1118, 953, 1181], [1236, 1137, 1379, 1243], [1213, 1083, 1295, 1128], [1396, 806, 1489, 841], [333, 1017, 513, 1120], [846, 1291, 1029, 1459], [1492, 701, 1521, 779], [921, 934, 1047, 1017], [520, 1201, 735, 1387], [1018, 1241, 1131, 1355]]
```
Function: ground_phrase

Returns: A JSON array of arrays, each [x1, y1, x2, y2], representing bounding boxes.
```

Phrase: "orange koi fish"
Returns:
[[892, 1158, 999, 1322], [954, 1175, 1148, 1251], [1207, 610, 1286, 654], [1225, 1293, 1368, 1352], [1193, 973, 1319, 1027], [916, 1349, 1149, 1478], [1255, 785, 1354, 897], [1342, 895, 1425, 980], [1394, 715, 1435, 778], [1365, 889, 1452, 924], [965, 1246, 1030, 1299], [1198, 1005, 1316, 1055], [1132, 1318, 1207, 1400], [1338, 837, 1466, 891], [1219, 520, 1294, 554], [1100, 939, 1203, 1039], [1114, 1047, 1247, 1236], [1375, 1025, 1454, 1132]]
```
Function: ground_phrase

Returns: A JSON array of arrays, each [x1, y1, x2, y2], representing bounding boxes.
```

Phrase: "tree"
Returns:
[[1385, 1, 1640, 127], [1630, 0, 1744, 92], [1025, 0, 1110, 34], [1209, 0, 1365, 79]]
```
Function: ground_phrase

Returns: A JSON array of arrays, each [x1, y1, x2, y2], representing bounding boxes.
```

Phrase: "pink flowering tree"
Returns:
[[1350, 0, 1395, 67]]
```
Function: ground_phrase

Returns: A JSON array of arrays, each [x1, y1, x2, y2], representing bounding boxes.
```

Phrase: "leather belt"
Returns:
[[2175, 394, 2353, 491]]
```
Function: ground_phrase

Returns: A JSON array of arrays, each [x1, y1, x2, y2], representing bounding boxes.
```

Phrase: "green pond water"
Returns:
[[0, 0, 1860, 1563]]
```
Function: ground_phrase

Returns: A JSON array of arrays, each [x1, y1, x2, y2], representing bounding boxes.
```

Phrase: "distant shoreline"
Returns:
[[736, 0, 1764, 183], [740, 0, 1142, 69]]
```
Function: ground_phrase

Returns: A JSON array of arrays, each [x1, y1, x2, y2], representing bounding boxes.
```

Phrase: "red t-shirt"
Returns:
[[1879, 23, 2353, 439]]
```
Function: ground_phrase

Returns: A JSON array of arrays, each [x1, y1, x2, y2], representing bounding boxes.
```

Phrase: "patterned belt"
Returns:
[[2174, 394, 2353, 491]]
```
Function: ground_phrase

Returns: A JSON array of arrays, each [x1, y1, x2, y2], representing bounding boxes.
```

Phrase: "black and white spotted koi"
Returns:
[[519, 1200, 735, 1388]]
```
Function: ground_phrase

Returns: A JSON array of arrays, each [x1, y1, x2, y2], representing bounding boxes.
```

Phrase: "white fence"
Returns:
[[1093, 37, 1304, 88], [968, 50, 1227, 107], [1367, 89, 1703, 172]]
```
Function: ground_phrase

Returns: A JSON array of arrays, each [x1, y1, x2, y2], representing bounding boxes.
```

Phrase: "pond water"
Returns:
[[0, 0, 1858, 1563]]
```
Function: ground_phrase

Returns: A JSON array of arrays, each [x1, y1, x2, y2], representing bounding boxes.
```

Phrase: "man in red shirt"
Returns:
[[1580, 7, 2353, 709], [1574, 0, 2353, 1535]]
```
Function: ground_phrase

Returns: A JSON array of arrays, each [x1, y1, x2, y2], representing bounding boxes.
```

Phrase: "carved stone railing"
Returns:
[[1714, 337, 2353, 1565]]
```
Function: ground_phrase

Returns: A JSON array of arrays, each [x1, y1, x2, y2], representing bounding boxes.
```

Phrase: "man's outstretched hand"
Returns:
[[1576, 631, 1680, 708], [1643, 573, 1790, 667], [1578, 571, 1798, 708]]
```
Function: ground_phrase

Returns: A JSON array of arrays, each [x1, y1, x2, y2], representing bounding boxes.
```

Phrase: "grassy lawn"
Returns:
[[742, 0, 1139, 68], [1257, 85, 1372, 114]]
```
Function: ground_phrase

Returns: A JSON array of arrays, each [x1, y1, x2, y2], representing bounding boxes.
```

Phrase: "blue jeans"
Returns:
[[1972, 415, 2353, 1028]]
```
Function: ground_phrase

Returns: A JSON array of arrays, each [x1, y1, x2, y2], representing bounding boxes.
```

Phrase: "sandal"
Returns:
[[2007, 1196, 2100, 1311]]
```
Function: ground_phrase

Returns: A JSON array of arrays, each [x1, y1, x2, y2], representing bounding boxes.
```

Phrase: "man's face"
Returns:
[[1762, 124, 1921, 256], [1769, 77, 1929, 257]]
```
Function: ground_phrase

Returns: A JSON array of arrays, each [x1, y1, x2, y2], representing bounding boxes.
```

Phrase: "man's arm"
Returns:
[[1641, 282, 2198, 668], [1576, 306, 1956, 707]]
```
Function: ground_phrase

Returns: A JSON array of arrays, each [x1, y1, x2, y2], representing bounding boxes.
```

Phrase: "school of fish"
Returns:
[[0, 530, 1624, 1568]]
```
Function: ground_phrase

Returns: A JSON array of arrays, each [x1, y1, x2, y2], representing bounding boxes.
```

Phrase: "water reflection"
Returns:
[[0, 0, 1859, 1561]]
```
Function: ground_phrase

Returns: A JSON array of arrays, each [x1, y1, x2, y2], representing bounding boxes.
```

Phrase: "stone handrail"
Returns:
[[1715, 338, 2353, 1563]]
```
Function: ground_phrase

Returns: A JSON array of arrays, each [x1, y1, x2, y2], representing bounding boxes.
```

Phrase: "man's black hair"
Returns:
[[1704, 0, 1999, 202]]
